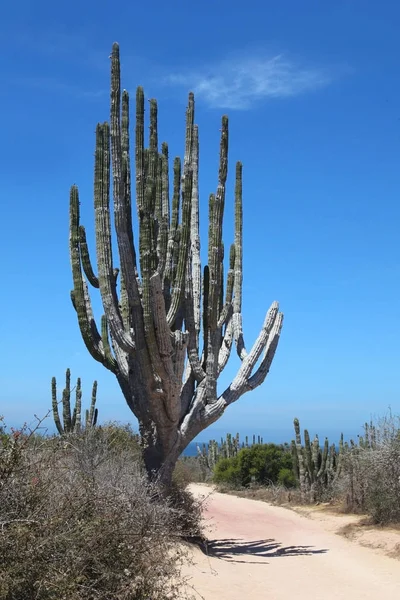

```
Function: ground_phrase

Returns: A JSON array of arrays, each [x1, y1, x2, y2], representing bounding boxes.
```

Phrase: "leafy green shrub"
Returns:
[[213, 443, 293, 488], [213, 456, 241, 486], [277, 467, 297, 488]]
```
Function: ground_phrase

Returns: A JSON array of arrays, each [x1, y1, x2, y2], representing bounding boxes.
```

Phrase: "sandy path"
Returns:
[[182, 484, 400, 600]]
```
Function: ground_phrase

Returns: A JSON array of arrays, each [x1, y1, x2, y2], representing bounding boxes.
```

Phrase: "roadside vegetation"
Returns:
[[180, 412, 400, 526], [0, 414, 201, 600]]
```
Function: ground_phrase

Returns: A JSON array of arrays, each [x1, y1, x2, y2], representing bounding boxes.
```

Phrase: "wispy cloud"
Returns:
[[165, 53, 331, 110]]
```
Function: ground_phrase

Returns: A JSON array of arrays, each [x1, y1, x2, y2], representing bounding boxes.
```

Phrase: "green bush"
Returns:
[[277, 467, 297, 488], [213, 443, 293, 488], [213, 456, 241, 486]]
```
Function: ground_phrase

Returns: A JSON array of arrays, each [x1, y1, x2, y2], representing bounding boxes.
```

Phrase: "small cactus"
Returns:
[[52, 369, 98, 434]]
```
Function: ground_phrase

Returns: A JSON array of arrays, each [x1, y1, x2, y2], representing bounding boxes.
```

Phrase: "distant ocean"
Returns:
[[182, 442, 201, 456]]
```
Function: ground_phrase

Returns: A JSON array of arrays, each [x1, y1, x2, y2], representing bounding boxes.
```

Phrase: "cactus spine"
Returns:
[[69, 43, 283, 486], [52, 369, 98, 434]]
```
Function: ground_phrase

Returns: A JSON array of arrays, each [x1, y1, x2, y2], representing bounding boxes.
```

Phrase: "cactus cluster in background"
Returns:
[[357, 421, 377, 449], [197, 432, 264, 471], [292, 417, 346, 500], [51, 369, 98, 435]]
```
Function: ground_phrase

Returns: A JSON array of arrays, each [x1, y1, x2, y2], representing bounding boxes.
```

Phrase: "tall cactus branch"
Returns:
[[69, 43, 283, 486]]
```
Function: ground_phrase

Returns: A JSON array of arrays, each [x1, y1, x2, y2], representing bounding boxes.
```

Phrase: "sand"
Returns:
[[181, 484, 400, 599]]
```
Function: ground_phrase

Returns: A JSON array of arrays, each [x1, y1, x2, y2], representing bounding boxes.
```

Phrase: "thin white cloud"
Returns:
[[166, 54, 331, 110]]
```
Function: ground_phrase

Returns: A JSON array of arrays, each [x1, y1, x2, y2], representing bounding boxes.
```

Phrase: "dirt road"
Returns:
[[182, 484, 400, 599]]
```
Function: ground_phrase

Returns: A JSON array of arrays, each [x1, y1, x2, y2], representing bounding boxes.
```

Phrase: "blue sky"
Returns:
[[1, 0, 399, 445]]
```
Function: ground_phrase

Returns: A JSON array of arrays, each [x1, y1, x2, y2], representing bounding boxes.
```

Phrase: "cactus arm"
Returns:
[[182, 124, 203, 382], [62, 368, 72, 433], [291, 439, 300, 480], [155, 153, 163, 267], [139, 100, 168, 380], [217, 244, 236, 373], [217, 318, 234, 373], [94, 122, 135, 354], [109, 46, 142, 354], [51, 376, 64, 435], [135, 86, 146, 224], [70, 186, 107, 365], [86, 380, 98, 427], [166, 169, 192, 327], [74, 377, 82, 432], [317, 437, 329, 479], [78, 226, 99, 288], [205, 117, 228, 403], [232, 162, 247, 360], [157, 143, 169, 278], [304, 429, 313, 482], [121, 90, 136, 261], [218, 243, 235, 329], [243, 310, 283, 391], [166, 96, 194, 327], [184, 258, 206, 382], [118, 89, 141, 338], [100, 315, 118, 373], [164, 156, 181, 305], [218, 301, 282, 405], [294, 418, 306, 495], [190, 125, 201, 336]]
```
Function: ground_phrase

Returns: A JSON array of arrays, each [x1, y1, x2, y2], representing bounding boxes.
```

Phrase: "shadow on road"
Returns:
[[199, 538, 328, 563]]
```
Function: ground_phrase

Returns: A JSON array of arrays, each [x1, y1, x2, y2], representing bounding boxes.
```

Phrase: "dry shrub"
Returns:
[[0, 419, 200, 600], [362, 434, 400, 524], [215, 480, 303, 506], [331, 414, 400, 524], [174, 456, 211, 483]]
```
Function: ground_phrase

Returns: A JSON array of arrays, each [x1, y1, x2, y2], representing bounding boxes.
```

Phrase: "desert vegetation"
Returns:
[[2, 39, 285, 596], [186, 413, 400, 526], [0, 412, 202, 600], [2, 35, 399, 598]]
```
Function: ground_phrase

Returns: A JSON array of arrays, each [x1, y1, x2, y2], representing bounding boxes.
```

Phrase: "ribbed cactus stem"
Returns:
[[317, 437, 329, 479], [73, 377, 82, 432], [291, 439, 299, 480], [69, 43, 283, 486], [86, 381, 98, 428], [62, 368, 72, 433], [51, 377, 63, 436], [52, 370, 98, 435], [294, 418, 306, 496]]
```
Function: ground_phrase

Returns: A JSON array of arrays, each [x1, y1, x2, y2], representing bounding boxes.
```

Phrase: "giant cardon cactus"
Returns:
[[69, 43, 283, 486]]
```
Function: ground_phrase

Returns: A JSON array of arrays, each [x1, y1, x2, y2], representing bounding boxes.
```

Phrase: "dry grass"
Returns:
[[0, 419, 201, 600], [214, 482, 303, 507]]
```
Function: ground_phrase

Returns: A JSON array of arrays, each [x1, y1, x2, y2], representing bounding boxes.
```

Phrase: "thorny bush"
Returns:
[[0, 417, 201, 600]]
